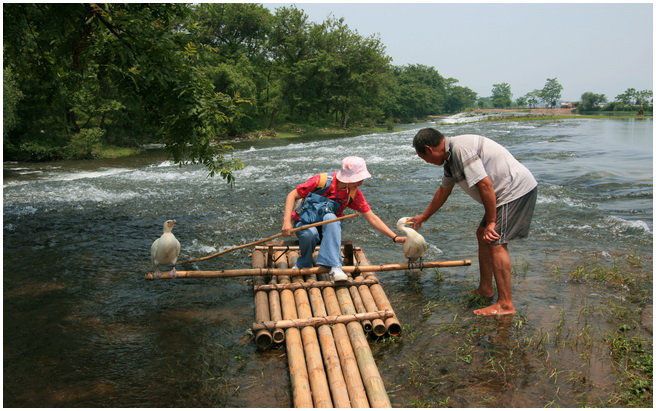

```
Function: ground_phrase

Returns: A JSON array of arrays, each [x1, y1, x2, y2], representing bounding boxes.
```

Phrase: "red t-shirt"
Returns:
[[292, 172, 371, 221]]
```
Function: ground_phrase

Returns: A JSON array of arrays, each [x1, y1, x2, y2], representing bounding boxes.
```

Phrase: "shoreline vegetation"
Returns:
[[48, 108, 656, 161]]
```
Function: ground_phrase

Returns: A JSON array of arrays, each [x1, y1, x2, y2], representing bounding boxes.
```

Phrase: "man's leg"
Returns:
[[315, 213, 342, 268], [295, 226, 320, 268], [474, 226, 495, 298], [474, 244, 516, 316]]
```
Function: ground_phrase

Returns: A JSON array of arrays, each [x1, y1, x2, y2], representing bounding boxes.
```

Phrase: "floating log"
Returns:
[[179, 214, 359, 264], [254, 278, 379, 292], [356, 250, 402, 337], [334, 286, 391, 407], [277, 254, 312, 407], [145, 259, 472, 280], [322, 287, 370, 408], [252, 310, 394, 331], [252, 250, 272, 350]]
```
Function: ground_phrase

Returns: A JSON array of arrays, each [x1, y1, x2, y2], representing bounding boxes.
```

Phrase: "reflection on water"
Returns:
[[3, 119, 652, 406]]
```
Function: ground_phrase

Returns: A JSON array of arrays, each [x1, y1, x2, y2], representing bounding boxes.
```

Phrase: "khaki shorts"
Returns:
[[480, 187, 537, 245]]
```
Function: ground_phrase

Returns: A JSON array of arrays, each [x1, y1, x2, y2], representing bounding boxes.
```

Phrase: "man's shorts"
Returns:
[[480, 186, 537, 245]]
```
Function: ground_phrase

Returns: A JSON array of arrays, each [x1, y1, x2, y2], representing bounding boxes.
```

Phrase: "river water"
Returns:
[[3, 119, 652, 406]]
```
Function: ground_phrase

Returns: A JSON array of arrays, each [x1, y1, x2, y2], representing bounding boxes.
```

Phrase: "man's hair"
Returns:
[[413, 128, 444, 155]]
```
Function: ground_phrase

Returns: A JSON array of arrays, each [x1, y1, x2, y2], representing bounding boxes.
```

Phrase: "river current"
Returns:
[[3, 118, 652, 406]]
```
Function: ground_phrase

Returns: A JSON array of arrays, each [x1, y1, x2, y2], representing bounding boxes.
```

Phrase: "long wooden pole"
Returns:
[[268, 251, 286, 344], [356, 250, 402, 336], [252, 250, 272, 350], [253, 307, 394, 331], [254, 278, 379, 292], [145, 259, 472, 280], [178, 213, 359, 264]]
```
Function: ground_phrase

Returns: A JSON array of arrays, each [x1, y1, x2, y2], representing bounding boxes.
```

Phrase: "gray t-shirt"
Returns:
[[442, 134, 537, 206]]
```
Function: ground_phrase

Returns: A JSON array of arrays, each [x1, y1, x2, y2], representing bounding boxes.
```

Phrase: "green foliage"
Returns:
[[66, 127, 103, 159], [491, 82, 512, 108], [3, 66, 23, 136], [540, 78, 563, 108], [578, 92, 607, 112]]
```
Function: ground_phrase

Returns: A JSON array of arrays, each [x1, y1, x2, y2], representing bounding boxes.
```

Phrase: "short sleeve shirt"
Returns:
[[442, 135, 537, 206], [293, 172, 371, 220]]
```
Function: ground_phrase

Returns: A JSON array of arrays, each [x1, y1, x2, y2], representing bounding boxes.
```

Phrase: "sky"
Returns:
[[263, 2, 653, 101]]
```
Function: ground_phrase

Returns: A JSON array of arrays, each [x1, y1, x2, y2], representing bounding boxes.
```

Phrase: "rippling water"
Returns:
[[3, 119, 652, 406]]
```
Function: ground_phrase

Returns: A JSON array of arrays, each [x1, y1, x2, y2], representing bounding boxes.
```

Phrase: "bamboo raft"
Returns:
[[145, 239, 472, 408]]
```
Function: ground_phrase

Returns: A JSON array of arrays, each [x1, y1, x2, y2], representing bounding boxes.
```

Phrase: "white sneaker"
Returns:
[[330, 266, 348, 282]]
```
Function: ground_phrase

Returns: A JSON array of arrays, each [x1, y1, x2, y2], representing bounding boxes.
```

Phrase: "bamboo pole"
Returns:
[[355, 250, 402, 337], [348, 284, 373, 334], [252, 250, 272, 350], [290, 258, 333, 407], [179, 214, 359, 264], [277, 252, 313, 407], [333, 285, 391, 407], [306, 276, 352, 408], [252, 310, 395, 331], [145, 259, 472, 280], [352, 277, 387, 337], [254, 278, 379, 292], [254, 245, 363, 251], [269, 251, 286, 344], [322, 287, 370, 408]]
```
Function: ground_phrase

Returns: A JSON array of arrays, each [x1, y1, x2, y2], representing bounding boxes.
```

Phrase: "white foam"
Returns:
[[186, 239, 218, 254], [42, 168, 132, 182], [606, 216, 652, 234]]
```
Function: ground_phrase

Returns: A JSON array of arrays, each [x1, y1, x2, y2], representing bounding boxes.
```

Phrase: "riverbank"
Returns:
[[432, 108, 652, 125]]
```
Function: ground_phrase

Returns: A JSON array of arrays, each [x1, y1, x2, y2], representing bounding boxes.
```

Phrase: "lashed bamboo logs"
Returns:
[[333, 286, 391, 407], [254, 278, 379, 292], [352, 277, 387, 337], [306, 275, 352, 407], [287, 251, 333, 408], [145, 259, 472, 280], [322, 286, 370, 408], [252, 250, 273, 349], [277, 253, 313, 407], [348, 284, 373, 334], [252, 310, 394, 331], [355, 250, 402, 337]]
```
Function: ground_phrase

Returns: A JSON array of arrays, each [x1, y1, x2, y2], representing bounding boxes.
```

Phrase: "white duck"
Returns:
[[396, 217, 429, 268], [151, 219, 181, 278]]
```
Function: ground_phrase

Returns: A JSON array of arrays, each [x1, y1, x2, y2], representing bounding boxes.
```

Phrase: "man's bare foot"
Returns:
[[473, 302, 516, 316], [469, 288, 494, 299]]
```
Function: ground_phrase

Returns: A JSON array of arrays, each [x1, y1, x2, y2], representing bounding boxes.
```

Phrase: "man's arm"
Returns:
[[362, 210, 405, 243], [476, 176, 500, 243], [282, 189, 301, 236], [411, 184, 454, 229]]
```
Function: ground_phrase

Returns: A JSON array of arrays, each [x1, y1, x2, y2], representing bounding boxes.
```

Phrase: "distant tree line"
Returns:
[[478, 78, 565, 109], [3, 3, 477, 176], [577, 88, 653, 114]]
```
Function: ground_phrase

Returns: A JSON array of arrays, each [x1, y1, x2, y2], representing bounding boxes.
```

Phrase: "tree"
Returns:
[[491, 82, 512, 108], [578, 92, 607, 112], [444, 84, 477, 113], [525, 90, 542, 108], [514, 96, 527, 108], [540, 78, 563, 108]]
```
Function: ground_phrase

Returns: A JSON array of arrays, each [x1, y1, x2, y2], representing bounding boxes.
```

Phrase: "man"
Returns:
[[411, 128, 537, 316], [282, 156, 405, 282]]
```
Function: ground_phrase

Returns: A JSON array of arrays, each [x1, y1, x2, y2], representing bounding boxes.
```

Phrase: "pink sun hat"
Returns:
[[336, 156, 372, 183]]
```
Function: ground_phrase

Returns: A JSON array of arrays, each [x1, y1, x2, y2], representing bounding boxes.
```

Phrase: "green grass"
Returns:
[[606, 332, 653, 407], [97, 145, 141, 159], [480, 114, 652, 123]]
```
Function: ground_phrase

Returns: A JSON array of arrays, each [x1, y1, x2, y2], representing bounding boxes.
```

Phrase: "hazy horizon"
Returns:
[[264, 2, 652, 102]]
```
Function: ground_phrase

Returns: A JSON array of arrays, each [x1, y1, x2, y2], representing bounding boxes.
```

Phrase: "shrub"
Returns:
[[65, 127, 104, 159]]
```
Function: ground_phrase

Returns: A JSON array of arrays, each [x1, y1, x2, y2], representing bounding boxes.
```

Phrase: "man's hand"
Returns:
[[281, 221, 294, 237], [481, 222, 500, 243], [393, 236, 407, 244], [409, 214, 427, 230]]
